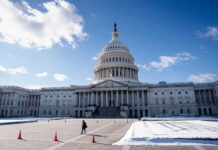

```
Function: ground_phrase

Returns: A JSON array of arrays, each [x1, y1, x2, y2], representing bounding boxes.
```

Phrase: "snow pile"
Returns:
[[114, 120, 218, 145], [0, 118, 38, 125]]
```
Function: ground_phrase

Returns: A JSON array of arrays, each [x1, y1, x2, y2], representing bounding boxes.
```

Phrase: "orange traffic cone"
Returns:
[[92, 135, 96, 143], [53, 131, 59, 142], [17, 130, 22, 140]]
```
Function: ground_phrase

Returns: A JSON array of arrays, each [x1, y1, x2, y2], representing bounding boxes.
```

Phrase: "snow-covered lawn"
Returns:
[[0, 118, 39, 125], [114, 120, 218, 145]]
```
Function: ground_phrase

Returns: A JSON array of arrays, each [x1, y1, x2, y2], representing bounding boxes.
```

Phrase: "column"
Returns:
[[101, 91, 103, 107], [106, 91, 108, 107], [96, 92, 99, 106], [131, 69, 133, 78], [209, 90, 212, 104], [116, 90, 119, 107], [88, 92, 90, 105], [198, 90, 202, 105], [141, 90, 145, 116], [83, 92, 86, 107], [91, 92, 94, 105], [132, 91, 134, 117], [104, 69, 106, 77], [203, 90, 206, 105], [127, 90, 129, 105], [142, 90, 145, 106], [111, 90, 114, 107], [121, 90, 124, 105], [78, 92, 81, 107], [73, 93, 76, 106], [118, 68, 120, 77], [122, 68, 124, 77], [137, 90, 139, 117]]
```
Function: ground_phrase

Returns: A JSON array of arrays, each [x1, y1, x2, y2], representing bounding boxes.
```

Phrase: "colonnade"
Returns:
[[95, 67, 138, 79], [75, 89, 148, 108], [195, 89, 215, 105]]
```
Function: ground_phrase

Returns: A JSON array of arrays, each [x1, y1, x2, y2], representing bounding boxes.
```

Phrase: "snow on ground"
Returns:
[[0, 118, 38, 125], [114, 120, 218, 146]]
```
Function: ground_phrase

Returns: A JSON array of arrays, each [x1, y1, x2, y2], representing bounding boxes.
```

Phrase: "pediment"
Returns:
[[92, 80, 126, 88]]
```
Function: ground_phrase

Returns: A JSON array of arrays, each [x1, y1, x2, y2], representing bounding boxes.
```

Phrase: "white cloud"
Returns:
[[36, 71, 48, 77], [0, 64, 28, 75], [0, 0, 87, 50], [86, 77, 92, 81], [53, 73, 68, 81], [141, 52, 195, 71], [188, 73, 216, 83], [25, 84, 46, 89], [197, 26, 218, 41], [92, 53, 101, 60]]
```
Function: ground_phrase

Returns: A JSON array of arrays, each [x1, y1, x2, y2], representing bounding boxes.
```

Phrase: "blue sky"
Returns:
[[0, 0, 217, 89]]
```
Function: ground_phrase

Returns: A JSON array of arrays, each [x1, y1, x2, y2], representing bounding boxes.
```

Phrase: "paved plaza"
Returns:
[[0, 119, 217, 150]]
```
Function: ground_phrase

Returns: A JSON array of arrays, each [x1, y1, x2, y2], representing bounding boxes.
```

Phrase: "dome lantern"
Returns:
[[112, 23, 119, 40]]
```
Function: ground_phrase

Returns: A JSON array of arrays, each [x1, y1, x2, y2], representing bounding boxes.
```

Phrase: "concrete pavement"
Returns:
[[0, 119, 217, 150]]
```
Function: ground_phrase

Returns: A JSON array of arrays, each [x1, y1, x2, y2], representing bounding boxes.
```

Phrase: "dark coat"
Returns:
[[82, 122, 87, 129]]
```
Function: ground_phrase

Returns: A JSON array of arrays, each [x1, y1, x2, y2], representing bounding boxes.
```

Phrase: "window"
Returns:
[[163, 109, 166, 114], [180, 109, 183, 114], [185, 91, 188, 94], [178, 91, 181, 94], [155, 98, 159, 105], [161, 92, 164, 95], [187, 109, 191, 114], [162, 98, 165, 105], [170, 92, 173, 95], [155, 92, 158, 95]]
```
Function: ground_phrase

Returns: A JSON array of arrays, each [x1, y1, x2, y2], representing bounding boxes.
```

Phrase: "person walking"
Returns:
[[81, 120, 87, 134]]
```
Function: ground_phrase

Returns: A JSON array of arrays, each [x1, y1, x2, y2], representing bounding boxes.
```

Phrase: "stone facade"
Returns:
[[0, 24, 218, 118]]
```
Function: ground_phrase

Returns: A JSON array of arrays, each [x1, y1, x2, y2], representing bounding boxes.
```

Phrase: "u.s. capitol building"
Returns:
[[0, 24, 218, 118]]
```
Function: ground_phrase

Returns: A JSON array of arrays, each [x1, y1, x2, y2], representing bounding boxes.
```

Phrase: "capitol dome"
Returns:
[[94, 23, 139, 83]]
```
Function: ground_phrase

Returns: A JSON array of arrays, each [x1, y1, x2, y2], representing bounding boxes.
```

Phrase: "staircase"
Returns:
[[94, 107, 120, 118]]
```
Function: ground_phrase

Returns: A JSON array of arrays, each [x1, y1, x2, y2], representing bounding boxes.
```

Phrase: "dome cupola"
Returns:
[[94, 23, 139, 83]]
